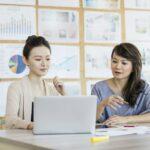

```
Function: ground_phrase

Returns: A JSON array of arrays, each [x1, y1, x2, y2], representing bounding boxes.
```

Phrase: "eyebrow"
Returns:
[[33, 55, 50, 58], [112, 58, 129, 61]]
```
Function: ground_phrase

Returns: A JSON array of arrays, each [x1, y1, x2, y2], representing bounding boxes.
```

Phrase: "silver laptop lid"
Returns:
[[33, 96, 97, 135]]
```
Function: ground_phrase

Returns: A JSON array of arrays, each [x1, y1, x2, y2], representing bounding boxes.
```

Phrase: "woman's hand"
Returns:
[[27, 123, 33, 130], [53, 76, 65, 95], [96, 95, 128, 120], [101, 95, 128, 110], [102, 115, 130, 126]]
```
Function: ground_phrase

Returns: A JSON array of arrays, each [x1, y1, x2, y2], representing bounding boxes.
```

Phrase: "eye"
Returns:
[[35, 59, 41, 61], [112, 60, 117, 63], [122, 62, 127, 65], [46, 58, 50, 61]]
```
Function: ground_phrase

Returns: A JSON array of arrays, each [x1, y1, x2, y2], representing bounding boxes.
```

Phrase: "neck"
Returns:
[[112, 77, 128, 91], [28, 73, 43, 84]]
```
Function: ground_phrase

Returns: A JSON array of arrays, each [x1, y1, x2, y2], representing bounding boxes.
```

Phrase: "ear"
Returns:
[[23, 56, 29, 66]]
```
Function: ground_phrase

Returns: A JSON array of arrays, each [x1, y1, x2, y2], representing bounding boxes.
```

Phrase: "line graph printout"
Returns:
[[45, 45, 80, 78], [85, 45, 113, 78], [0, 6, 36, 40], [0, 44, 28, 78], [84, 11, 121, 43]]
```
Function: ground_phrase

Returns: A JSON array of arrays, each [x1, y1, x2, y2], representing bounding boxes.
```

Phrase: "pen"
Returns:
[[90, 135, 109, 143], [124, 125, 135, 127]]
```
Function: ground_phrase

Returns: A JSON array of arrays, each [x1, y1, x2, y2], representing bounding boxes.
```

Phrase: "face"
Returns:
[[111, 53, 133, 80], [25, 46, 51, 77]]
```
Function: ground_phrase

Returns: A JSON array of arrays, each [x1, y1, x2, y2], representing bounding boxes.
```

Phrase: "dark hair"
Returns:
[[111, 43, 145, 107], [23, 35, 51, 59]]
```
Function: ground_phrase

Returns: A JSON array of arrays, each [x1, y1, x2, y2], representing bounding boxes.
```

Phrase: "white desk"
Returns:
[[0, 129, 150, 150]]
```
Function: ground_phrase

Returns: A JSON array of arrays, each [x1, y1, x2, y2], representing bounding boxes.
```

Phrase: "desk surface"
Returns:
[[0, 129, 150, 150]]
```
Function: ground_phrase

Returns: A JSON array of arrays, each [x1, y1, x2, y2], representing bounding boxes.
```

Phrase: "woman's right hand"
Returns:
[[27, 123, 33, 130], [101, 95, 128, 110]]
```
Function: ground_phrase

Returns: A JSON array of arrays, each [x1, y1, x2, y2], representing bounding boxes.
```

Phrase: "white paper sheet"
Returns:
[[95, 126, 150, 136]]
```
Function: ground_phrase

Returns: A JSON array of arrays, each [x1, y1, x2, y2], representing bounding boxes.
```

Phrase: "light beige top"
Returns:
[[5, 76, 59, 129]]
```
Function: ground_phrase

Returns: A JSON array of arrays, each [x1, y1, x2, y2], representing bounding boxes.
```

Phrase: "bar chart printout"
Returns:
[[0, 6, 36, 39]]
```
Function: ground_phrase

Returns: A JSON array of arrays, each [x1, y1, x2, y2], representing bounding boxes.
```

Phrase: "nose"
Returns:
[[116, 62, 122, 69], [41, 60, 46, 66]]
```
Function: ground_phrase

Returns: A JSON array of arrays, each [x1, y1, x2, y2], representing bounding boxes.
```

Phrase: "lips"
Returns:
[[40, 68, 47, 72], [114, 71, 122, 74]]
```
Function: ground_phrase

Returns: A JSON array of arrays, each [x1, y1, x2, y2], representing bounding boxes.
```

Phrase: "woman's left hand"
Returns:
[[103, 115, 130, 126], [53, 76, 65, 95]]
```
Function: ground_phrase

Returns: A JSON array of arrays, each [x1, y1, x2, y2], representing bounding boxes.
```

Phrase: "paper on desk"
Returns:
[[95, 126, 150, 137]]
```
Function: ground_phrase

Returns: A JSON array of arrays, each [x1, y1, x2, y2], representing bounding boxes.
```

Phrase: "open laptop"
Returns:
[[33, 96, 97, 135]]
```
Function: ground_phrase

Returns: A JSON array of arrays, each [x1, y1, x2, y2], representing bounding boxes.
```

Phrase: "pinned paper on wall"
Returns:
[[86, 80, 102, 95], [85, 46, 113, 78], [84, 11, 121, 43], [38, 9, 79, 43], [45, 45, 80, 78], [0, 0, 35, 5], [125, 0, 150, 9], [133, 42, 150, 82], [83, 0, 120, 9], [0, 44, 28, 78], [125, 11, 150, 41], [38, 0, 79, 7], [0, 6, 36, 40]]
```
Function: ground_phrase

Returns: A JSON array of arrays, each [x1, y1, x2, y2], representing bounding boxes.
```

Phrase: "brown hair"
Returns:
[[111, 43, 145, 107]]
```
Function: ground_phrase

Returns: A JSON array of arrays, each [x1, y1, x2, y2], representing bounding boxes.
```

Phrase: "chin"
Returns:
[[114, 75, 123, 79], [115, 76, 128, 80], [40, 73, 47, 76], [36, 72, 47, 77]]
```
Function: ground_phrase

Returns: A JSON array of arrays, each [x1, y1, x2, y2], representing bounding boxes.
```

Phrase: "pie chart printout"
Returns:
[[9, 55, 26, 74]]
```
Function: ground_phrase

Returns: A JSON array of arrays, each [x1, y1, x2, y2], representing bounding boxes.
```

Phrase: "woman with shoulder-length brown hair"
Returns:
[[92, 43, 150, 125]]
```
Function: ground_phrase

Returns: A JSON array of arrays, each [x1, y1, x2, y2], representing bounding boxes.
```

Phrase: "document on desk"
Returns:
[[95, 126, 150, 137]]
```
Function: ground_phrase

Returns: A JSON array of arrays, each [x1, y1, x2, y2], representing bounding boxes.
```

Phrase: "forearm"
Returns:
[[96, 101, 105, 120], [126, 113, 150, 123]]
